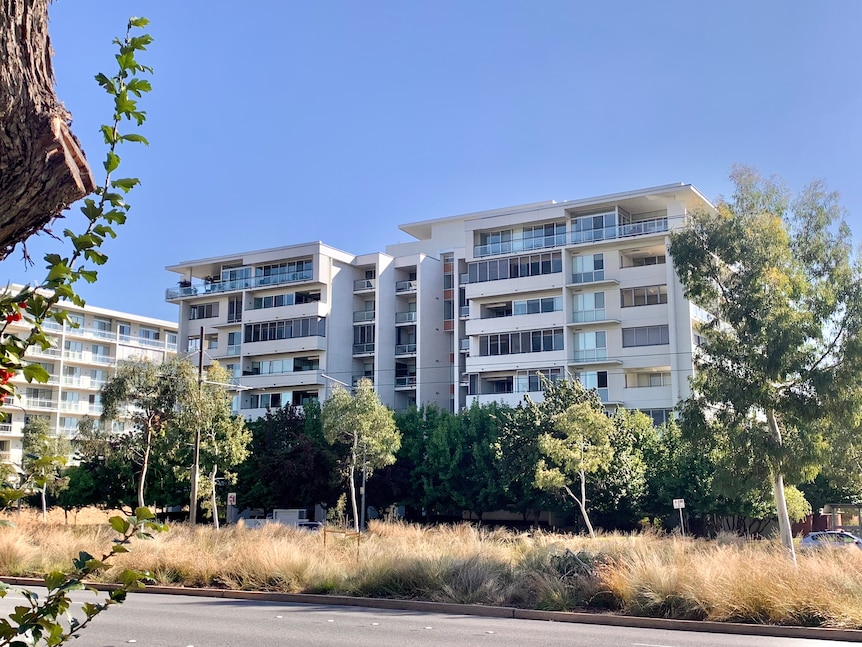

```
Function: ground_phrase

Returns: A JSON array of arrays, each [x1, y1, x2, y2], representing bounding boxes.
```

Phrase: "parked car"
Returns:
[[800, 531, 862, 550], [296, 521, 324, 532]]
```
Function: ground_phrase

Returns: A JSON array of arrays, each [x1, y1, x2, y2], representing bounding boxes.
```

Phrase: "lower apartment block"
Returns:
[[166, 183, 715, 421], [0, 289, 178, 466]]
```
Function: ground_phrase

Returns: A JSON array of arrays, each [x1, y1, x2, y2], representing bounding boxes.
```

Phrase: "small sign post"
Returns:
[[673, 498, 686, 537], [227, 492, 237, 506]]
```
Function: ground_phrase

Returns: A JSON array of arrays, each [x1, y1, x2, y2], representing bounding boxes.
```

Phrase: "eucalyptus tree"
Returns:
[[101, 357, 197, 509], [322, 378, 400, 531], [669, 165, 862, 561]]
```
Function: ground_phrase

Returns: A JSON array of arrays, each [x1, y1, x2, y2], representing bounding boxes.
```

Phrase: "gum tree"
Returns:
[[669, 165, 862, 561], [322, 379, 400, 531]]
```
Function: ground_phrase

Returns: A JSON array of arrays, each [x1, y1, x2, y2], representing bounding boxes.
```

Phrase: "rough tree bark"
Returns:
[[0, 0, 95, 260]]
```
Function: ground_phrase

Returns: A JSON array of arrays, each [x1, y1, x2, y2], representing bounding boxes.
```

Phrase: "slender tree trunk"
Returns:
[[40, 486, 46, 522], [210, 464, 219, 530], [767, 409, 797, 564], [578, 470, 596, 538], [348, 453, 359, 532], [137, 427, 152, 510]]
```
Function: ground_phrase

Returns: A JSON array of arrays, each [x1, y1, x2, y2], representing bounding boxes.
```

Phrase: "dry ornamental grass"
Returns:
[[2, 513, 862, 629]]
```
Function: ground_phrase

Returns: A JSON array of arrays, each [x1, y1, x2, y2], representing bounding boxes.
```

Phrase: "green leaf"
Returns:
[[134, 506, 155, 520], [109, 516, 131, 534], [111, 544, 129, 554], [94, 73, 117, 95], [79, 269, 98, 284], [111, 177, 141, 193], [22, 364, 50, 384], [43, 571, 66, 592], [120, 133, 149, 145], [100, 124, 120, 145], [84, 249, 109, 265], [103, 151, 121, 174], [129, 16, 150, 28], [73, 551, 95, 570]]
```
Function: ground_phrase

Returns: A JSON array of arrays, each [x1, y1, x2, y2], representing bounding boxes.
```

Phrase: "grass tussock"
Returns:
[[2, 513, 862, 629]]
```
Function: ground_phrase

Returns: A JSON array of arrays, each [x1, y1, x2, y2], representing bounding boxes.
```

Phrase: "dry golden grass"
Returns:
[[3, 514, 862, 628]]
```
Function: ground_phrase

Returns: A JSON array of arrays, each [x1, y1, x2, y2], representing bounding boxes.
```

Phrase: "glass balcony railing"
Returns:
[[459, 306, 469, 318], [226, 345, 241, 356], [353, 310, 376, 322], [572, 349, 608, 362], [571, 270, 606, 284], [353, 278, 376, 291], [395, 280, 418, 292], [459, 338, 470, 351], [91, 355, 113, 365], [395, 312, 417, 324], [352, 342, 375, 355], [571, 217, 668, 245], [395, 343, 416, 355], [572, 309, 607, 323], [395, 376, 417, 387], [473, 232, 568, 258], [166, 270, 314, 299]]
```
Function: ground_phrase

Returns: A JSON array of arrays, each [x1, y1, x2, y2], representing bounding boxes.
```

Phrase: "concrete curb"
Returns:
[[3, 577, 862, 643]]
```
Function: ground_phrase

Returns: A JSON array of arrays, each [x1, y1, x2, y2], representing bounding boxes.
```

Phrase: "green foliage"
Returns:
[[236, 401, 341, 512], [0, 508, 166, 647], [670, 165, 862, 551], [0, 16, 152, 429], [322, 379, 400, 530], [21, 419, 70, 520]]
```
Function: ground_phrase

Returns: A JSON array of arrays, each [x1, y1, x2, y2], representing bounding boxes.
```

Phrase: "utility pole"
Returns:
[[189, 325, 203, 524]]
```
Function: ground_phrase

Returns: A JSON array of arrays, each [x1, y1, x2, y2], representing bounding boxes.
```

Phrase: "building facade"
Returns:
[[0, 292, 178, 465], [166, 183, 714, 421]]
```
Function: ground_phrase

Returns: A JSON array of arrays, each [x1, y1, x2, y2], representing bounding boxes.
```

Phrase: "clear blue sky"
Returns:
[[4, 1, 861, 321]]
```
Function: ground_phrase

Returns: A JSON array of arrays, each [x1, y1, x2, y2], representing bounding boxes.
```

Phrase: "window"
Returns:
[[295, 290, 321, 304], [572, 331, 607, 362], [572, 253, 605, 283], [64, 340, 83, 354], [118, 322, 131, 340], [572, 292, 605, 322], [93, 318, 112, 338], [621, 285, 668, 308], [514, 368, 563, 393], [91, 344, 110, 357], [571, 211, 617, 243], [630, 254, 666, 267], [66, 313, 84, 329], [227, 332, 241, 355], [642, 408, 673, 425], [465, 252, 562, 284], [245, 393, 282, 409], [575, 371, 609, 400], [626, 372, 672, 388], [252, 293, 292, 309], [167, 333, 178, 349], [478, 329, 564, 356], [187, 337, 201, 352], [139, 327, 160, 342], [622, 325, 670, 347], [189, 303, 218, 320], [512, 296, 563, 316], [243, 317, 326, 343], [227, 296, 243, 323]]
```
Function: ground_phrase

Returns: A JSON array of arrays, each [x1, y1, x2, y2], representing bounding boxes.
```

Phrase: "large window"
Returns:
[[572, 331, 607, 362], [244, 317, 326, 343], [513, 296, 563, 316], [465, 252, 562, 284], [621, 285, 667, 308], [245, 393, 282, 409], [572, 253, 605, 283], [189, 303, 218, 320], [477, 328, 564, 356], [626, 371, 672, 388], [574, 371, 609, 401], [622, 325, 669, 347], [227, 296, 243, 323], [514, 367, 563, 393], [572, 291, 605, 322]]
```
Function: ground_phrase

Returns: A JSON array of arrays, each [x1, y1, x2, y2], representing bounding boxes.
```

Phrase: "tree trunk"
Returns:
[[40, 485, 46, 522], [210, 463, 219, 530], [137, 427, 152, 510], [348, 456, 358, 532], [0, 0, 96, 259], [767, 409, 797, 565], [578, 470, 596, 538]]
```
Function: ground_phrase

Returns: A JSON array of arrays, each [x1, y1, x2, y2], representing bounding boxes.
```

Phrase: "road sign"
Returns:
[[673, 498, 685, 509], [227, 492, 237, 506]]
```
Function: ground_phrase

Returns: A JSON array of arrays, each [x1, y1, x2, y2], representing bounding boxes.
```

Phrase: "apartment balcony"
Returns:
[[394, 343, 416, 356], [21, 398, 55, 410], [61, 376, 83, 387], [459, 338, 470, 353], [473, 232, 567, 258], [166, 270, 314, 300], [353, 310, 376, 323], [91, 355, 114, 365], [395, 280, 417, 293], [568, 312, 621, 327], [352, 342, 375, 356], [226, 345, 241, 356], [30, 347, 61, 358], [459, 306, 470, 319], [0, 423, 13, 434], [60, 401, 88, 413], [569, 271, 619, 287], [353, 278, 376, 293], [571, 349, 608, 363], [395, 375, 417, 389], [395, 312, 417, 324], [570, 217, 668, 245]]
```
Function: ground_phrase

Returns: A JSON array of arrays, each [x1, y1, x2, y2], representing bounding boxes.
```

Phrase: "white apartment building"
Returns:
[[0, 291, 178, 465], [166, 183, 715, 422]]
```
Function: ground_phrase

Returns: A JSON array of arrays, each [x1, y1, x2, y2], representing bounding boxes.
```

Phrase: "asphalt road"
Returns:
[[0, 588, 857, 647]]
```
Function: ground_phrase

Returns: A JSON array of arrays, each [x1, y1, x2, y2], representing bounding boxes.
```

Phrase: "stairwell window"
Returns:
[[622, 325, 669, 347]]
